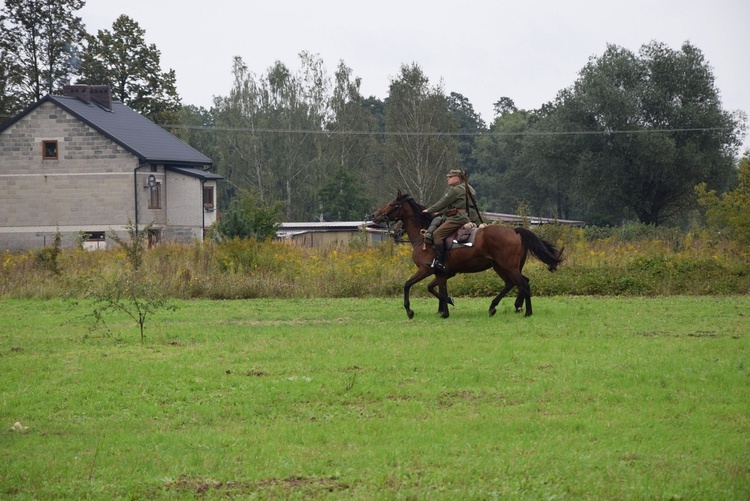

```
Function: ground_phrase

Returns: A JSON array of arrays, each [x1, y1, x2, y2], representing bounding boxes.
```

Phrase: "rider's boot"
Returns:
[[432, 244, 447, 271]]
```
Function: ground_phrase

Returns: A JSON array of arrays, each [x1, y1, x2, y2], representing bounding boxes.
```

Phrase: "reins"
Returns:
[[376, 195, 431, 247]]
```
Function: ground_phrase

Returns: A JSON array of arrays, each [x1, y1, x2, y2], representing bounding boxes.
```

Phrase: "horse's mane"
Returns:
[[400, 193, 434, 229]]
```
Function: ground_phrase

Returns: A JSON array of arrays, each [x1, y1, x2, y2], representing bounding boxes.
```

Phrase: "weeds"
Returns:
[[33, 230, 62, 276], [1, 224, 749, 300]]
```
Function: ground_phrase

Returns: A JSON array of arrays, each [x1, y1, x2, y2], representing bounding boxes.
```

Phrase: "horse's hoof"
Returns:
[[524, 311, 532, 317], [489, 307, 496, 317], [447, 296, 455, 306], [407, 310, 414, 320], [515, 307, 523, 314]]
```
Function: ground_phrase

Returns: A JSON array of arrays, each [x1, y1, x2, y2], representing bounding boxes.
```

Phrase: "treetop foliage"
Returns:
[[0, 0, 86, 109], [0, 3, 746, 233], [695, 153, 750, 243]]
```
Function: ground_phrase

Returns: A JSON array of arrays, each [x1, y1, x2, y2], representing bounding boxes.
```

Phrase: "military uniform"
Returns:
[[424, 168, 478, 270], [425, 183, 470, 247]]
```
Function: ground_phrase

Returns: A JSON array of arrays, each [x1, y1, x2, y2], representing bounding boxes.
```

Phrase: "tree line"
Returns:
[[1, 0, 746, 227]]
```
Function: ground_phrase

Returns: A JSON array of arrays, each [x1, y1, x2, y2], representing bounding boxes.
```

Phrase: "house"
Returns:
[[0, 84, 222, 251]]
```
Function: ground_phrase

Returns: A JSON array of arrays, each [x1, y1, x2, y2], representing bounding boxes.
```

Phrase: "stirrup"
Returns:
[[427, 257, 445, 269]]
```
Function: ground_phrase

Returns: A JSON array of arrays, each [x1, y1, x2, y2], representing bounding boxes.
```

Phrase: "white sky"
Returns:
[[80, 0, 749, 153]]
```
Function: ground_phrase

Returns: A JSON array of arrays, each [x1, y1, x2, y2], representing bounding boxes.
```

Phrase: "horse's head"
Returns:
[[371, 190, 408, 224]]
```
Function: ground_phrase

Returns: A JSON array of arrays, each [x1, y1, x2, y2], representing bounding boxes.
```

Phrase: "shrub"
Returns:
[[33, 230, 62, 275]]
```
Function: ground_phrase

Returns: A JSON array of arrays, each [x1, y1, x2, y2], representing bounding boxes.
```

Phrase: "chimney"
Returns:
[[63, 84, 91, 103], [62, 84, 112, 110], [90, 85, 112, 110]]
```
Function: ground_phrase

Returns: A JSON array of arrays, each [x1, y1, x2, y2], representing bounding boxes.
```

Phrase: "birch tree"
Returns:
[[384, 63, 459, 204]]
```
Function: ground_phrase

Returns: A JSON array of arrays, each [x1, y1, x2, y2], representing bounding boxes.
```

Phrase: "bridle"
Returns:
[[372, 199, 403, 224], [372, 199, 409, 243]]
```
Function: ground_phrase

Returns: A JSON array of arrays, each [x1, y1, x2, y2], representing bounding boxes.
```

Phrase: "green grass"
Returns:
[[2, 296, 749, 499]]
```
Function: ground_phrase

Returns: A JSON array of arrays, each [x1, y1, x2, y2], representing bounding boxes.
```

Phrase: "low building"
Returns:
[[483, 212, 585, 226], [276, 221, 389, 248]]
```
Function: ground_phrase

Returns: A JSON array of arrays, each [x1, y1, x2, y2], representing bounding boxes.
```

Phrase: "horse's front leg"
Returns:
[[404, 267, 433, 319], [427, 278, 455, 314], [437, 280, 451, 318], [489, 282, 514, 317], [489, 264, 516, 317]]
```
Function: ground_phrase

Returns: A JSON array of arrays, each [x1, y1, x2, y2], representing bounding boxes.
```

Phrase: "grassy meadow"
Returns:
[[2, 296, 749, 499], [2, 225, 749, 498]]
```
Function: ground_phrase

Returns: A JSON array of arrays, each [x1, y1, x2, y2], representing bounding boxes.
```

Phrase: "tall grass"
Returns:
[[1, 224, 748, 299]]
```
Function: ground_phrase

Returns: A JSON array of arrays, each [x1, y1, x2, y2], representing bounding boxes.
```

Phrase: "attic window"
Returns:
[[42, 140, 58, 160]]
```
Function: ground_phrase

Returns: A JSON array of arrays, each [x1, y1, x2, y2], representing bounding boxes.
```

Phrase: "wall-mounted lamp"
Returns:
[[145, 174, 157, 189]]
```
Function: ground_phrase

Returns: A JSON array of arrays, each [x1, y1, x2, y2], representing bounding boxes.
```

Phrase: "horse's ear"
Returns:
[[397, 189, 402, 198]]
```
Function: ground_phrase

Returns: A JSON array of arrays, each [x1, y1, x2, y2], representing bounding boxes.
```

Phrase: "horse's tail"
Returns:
[[514, 227, 564, 272]]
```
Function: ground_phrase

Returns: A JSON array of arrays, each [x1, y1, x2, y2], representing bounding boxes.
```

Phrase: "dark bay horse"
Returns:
[[372, 191, 564, 319]]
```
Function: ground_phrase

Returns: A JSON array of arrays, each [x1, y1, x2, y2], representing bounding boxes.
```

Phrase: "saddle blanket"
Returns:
[[447, 223, 486, 250]]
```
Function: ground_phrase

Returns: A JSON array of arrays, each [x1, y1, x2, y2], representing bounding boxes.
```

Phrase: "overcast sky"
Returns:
[[79, 0, 749, 152]]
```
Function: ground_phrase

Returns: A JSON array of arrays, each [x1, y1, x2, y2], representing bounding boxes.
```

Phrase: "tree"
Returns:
[[77, 15, 180, 124], [518, 96, 592, 220], [0, 0, 86, 110], [326, 61, 381, 202], [532, 41, 744, 225], [472, 102, 538, 213], [87, 221, 174, 343], [384, 63, 459, 204], [213, 189, 282, 241], [0, 48, 24, 122], [213, 57, 269, 206], [318, 165, 372, 221], [446, 92, 485, 175], [214, 53, 331, 221], [169, 104, 219, 165], [695, 153, 750, 243], [265, 52, 330, 220], [493, 97, 517, 117]]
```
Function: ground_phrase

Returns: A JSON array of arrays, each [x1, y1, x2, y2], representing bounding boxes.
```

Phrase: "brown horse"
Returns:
[[371, 191, 564, 319]]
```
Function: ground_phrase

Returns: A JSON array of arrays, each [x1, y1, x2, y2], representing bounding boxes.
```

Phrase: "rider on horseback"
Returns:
[[422, 169, 480, 271]]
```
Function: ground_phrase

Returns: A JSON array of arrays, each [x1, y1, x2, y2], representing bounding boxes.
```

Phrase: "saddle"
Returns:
[[445, 223, 485, 251]]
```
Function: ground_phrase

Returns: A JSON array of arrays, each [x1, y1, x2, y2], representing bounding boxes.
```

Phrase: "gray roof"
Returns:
[[167, 166, 223, 180], [2, 94, 213, 167]]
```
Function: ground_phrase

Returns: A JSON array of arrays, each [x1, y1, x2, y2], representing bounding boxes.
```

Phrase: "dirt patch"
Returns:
[[164, 474, 350, 496]]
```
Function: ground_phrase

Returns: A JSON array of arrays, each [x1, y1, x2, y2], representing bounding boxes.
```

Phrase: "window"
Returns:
[[203, 186, 215, 211], [149, 183, 161, 209], [42, 140, 58, 160], [82, 231, 106, 251]]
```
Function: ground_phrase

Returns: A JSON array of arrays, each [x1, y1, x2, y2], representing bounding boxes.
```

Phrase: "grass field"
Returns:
[[2, 296, 749, 499]]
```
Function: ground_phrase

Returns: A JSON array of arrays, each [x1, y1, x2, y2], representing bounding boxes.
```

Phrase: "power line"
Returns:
[[163, 124, 730, 137]]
